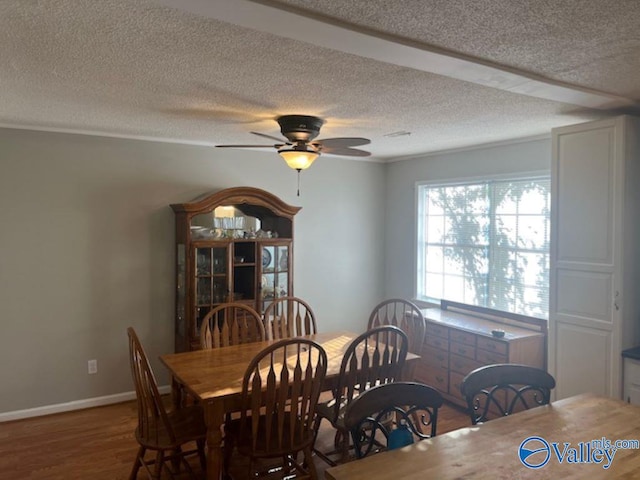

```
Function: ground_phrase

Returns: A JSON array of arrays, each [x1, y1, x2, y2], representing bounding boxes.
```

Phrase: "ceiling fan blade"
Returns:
[[250, 131, 288, 142], [321, 146, 371, 157], [215, 144, 282, 148], [315, 137, 371, 148]]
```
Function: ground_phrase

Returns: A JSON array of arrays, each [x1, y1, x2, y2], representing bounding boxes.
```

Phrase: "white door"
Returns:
[[549, 119, 620, 399]]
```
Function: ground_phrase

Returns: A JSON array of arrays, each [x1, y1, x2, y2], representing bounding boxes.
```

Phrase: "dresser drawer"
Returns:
[[419, 310, 545, 407], [426, 322, 449, 339], [449, 329, 476, 346], [425, 334, 449, 351], [449, 370, 466, 400], [420, 345, 448, 369], [450, 341, 475, 359], [449, 353, 482, 376], [476, 348, 507, 364], [415, 365, 449, 393], [477, 337, 508, 356]]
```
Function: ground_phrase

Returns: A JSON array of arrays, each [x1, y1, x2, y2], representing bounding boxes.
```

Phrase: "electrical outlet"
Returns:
[[88, 359, 98, 374]]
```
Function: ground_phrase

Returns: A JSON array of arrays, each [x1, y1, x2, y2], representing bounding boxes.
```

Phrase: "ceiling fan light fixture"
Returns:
[[278, 146, 319, 170]]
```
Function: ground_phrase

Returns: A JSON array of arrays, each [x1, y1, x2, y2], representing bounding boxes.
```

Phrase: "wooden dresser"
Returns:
[[413, 303, 546, 407]]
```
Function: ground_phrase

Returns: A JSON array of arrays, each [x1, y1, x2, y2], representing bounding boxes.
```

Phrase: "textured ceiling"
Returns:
[[266, 0, 640, 98], [0, 0, 638, 161]]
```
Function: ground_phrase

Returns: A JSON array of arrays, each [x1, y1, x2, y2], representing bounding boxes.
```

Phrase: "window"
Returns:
[[416, 175, 550, 319]]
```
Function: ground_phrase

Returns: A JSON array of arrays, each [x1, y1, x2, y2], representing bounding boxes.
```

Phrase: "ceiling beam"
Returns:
[[155, 0, 635, 110]]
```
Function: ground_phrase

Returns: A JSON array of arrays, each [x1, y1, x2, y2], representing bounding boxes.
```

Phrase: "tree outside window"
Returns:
[[417, 176, 550, 319]]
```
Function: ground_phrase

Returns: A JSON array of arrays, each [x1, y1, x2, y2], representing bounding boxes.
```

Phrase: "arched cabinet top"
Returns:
[[171, 186, 301, 219]]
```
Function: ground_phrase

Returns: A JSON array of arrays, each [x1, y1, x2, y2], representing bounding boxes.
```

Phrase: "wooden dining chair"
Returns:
[[223, 338, 328, 479], [460, 363, 556, 425], [187, 303, 267, 410], [313, 325, 409, 466], [367, 298, 426, 355], [263, 296, 317, 340], [343, 382, 443, 459], [127, 327, 206, 480], [199, 302, 265, 349], [367, 297, 426, 437]]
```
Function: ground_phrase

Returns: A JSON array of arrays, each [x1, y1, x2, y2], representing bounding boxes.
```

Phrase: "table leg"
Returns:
[[204, 401, 225, 480], [171, 376, 183, 409]]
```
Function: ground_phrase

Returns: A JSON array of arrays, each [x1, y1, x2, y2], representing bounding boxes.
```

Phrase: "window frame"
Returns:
[[414, 171, 550, 318]]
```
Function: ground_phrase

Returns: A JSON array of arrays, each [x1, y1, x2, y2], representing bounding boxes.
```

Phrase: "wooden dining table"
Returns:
[[160, 330, 419, 480], [325, 392, 640, 479]]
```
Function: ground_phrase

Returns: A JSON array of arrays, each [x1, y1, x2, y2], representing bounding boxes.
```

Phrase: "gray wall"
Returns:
[[383, 138, 552, 300], [0, 127, 385, 414]]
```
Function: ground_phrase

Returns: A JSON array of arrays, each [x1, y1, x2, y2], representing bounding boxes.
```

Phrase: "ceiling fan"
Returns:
[[215, 114, 372, 171]]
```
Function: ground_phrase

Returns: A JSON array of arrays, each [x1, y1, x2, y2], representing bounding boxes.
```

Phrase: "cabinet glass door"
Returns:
[[194, 245, 229, 336], [260, 244, 289, 312], [176, 244, 186, 338]]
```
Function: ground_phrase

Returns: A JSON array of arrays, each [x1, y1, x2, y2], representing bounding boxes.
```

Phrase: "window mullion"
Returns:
[[487, 182, 496, 310]]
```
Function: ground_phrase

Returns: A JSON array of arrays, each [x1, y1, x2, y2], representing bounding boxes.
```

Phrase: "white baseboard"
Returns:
[[0, 385, 171, 423]]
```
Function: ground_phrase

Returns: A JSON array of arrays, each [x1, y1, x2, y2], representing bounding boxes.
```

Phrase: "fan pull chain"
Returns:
[[296, 169, 301, 196]]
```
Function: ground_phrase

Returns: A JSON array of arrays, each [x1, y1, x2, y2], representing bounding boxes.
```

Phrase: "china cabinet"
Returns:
[[549, 116, 640, 400], [171, 187, 301, 352]]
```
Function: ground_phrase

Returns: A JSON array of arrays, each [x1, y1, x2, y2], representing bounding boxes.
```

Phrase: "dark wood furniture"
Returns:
[[343, 382, 443, 459], [262, 296, 317, 340], [223, 338, 328, 479], [414, 301, 546, 408], [159, 331, 420, 480], [327, 393, 640, 480], [460, 363, 556, 424], [127, 328, 206, 480], [313, 326, 409, 466], [171, 187, 301, 352]]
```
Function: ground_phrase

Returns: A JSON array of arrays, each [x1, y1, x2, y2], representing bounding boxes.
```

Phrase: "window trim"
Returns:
[[413, 170, 550, 313]]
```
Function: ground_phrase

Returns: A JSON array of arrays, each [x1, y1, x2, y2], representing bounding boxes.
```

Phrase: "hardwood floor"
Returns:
[[0, 398, 469, 479]]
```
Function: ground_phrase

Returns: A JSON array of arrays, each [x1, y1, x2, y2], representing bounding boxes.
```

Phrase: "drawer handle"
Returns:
[[487, 343, 496, 350], [436, 354, 445, 361], [459, 348, 467, 355], [436, 376, 444, 383]]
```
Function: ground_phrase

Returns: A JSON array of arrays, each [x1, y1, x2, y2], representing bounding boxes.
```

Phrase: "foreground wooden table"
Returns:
[[160, 330, 418, 480], [326, 393, 640, 480]]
